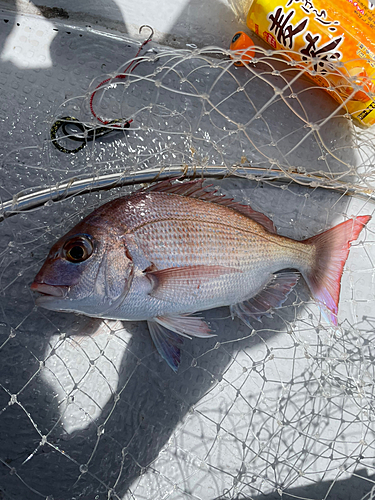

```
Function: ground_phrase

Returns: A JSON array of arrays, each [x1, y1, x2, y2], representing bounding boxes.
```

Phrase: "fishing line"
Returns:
[[50, 117, 131, 154], [50, 25, 154, 154]]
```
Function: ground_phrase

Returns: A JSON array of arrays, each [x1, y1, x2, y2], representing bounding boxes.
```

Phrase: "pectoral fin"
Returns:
[[231, 271, 299, 328], [148, 314, 215, 372], [147, 265, 241, 301]]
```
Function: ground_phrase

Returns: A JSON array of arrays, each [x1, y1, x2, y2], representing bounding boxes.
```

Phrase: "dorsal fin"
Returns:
[[143, 178, 277, 234]]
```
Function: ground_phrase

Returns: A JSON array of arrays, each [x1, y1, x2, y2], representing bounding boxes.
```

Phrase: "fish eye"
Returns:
[[63, 236, 93, 263]]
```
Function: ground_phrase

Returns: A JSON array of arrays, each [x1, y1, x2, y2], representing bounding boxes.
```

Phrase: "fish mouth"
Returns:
[[30, 282, 69, 301]]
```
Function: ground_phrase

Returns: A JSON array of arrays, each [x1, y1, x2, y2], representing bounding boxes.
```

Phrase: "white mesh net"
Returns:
[[1, 8, 375, 500]]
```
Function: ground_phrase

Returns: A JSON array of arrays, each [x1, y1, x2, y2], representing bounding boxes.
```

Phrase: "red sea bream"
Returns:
[[31, 179, 371, 371]]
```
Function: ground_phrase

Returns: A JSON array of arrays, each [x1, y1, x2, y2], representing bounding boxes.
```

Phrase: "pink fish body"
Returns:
[[31, 180, 371, 371]]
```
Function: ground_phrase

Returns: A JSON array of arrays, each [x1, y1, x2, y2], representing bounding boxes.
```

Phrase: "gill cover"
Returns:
[[97, 241, 134, 313]]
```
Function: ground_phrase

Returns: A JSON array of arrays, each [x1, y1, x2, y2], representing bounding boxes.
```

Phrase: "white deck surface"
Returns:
[[0, 1, 375, 500]]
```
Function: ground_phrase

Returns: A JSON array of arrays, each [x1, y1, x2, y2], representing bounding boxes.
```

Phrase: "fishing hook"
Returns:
[[50, 25, 155, 154], [139, 24, 154, 42]]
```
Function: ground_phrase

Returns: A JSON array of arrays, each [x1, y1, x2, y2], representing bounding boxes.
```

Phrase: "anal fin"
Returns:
[[231, 271, 299, 329]]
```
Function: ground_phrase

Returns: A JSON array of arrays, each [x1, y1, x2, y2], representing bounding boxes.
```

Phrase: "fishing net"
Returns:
[[1, 8, 375, 500]]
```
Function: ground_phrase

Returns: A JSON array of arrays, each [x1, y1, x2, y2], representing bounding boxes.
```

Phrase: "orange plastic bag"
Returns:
[[245, 0, 375, 126]]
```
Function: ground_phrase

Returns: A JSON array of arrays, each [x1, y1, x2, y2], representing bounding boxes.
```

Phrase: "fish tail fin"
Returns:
[[301, 215, 371, 325]]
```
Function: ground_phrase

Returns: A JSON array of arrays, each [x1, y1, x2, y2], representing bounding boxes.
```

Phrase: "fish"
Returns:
[[30, 179, 371, 372]]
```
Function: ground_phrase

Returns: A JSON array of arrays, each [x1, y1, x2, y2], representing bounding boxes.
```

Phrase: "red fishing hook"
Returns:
[[89, 25, 155, 128]]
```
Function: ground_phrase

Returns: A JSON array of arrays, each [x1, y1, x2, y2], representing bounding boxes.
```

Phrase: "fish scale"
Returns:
[[131, 197, 294, 267], [30, 179, 371, 371]]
